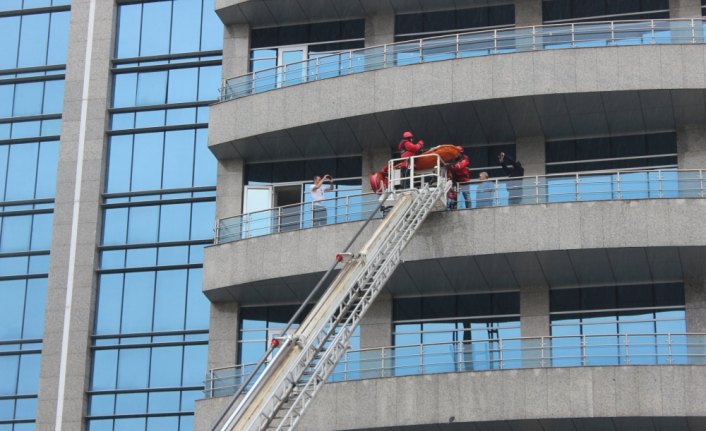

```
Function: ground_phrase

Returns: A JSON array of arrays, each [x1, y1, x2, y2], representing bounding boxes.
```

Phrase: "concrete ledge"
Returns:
[[193, 365, 706, 430], [203, 198, 706, 303], [215, 0, 513, 27], [209, 44, 706, 161]]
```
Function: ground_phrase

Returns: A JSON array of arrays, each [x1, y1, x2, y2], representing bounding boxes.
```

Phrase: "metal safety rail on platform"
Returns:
[[209, 156, 450, 431]]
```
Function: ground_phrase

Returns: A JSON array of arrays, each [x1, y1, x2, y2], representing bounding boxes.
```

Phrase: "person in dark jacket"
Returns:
[[398, 131, 424, 188], [498, 152, 524, 205]]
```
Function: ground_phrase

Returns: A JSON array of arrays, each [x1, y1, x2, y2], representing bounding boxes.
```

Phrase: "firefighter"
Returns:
[[449, 153, 471, 208], [398, 131, 424, 188]]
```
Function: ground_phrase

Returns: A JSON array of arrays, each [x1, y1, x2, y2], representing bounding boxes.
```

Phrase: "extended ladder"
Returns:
[[213, 175, 450, 431]]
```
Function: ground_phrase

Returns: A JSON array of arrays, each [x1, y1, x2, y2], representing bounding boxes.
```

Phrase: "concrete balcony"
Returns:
[[209, 19, 706, 162], [196, 364, 706, 430], [203, 182, 706, 303]]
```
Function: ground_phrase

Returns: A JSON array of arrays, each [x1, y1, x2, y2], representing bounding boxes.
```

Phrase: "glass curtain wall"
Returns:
[[393, 292, 521, 373], [543, 0, 670, 23], [88, 1, 221, 430], [394, 5, 515, 42], [550, 283, 686, 366], [0, 1, 70, 430]]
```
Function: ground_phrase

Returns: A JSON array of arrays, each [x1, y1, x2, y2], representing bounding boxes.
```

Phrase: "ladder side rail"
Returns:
[[235, 193, 418, 430], [214, 193, 391, 431], [276, 181, 450, 429]]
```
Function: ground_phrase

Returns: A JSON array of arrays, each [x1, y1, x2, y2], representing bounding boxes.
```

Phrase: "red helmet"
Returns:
[[402, 131, 413, 139]]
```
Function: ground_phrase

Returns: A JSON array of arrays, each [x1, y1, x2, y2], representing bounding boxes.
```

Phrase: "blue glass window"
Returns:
[[114, 0, 223, 59]]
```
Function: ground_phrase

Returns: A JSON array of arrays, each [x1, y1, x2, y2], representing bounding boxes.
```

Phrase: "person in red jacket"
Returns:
[[449, 153, 471, 208], [398, 131, 424, 188]]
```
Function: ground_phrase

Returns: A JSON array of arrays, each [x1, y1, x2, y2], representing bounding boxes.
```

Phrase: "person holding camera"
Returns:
[[311, 174, 334, 226], [498, 152, 524, 205]]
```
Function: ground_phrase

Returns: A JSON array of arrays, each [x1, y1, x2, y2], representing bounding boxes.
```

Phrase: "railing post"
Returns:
[[499, 338, 504, 369], [277, 207, 282, 233], [383, 44, 387, 68], [625, 334, 630, 365], [532, 25, 536, 50], [571, 23, 575, 47], [700, 169, 704, 198], [456, 33, 460, 58], [493, 29, 498, 53], [575, 173, 580, 201], [213, 218, 220, 244], [581, 334, 586, 366], [419, 344, 424, 374], [381, 348, 385, 378], [658, 169, 663, 199], [535, 175, 539, 204], [540, 337, 545, 368], [651, 19, 656, 43], [692, 18, 696, 44], [344, 351, 348, 381], [419, 39, 423, 63], [668, 333, 673, 365], [315, 56, 320, 81], [611, 21, 615, 45], [616, 171, 621, 200]]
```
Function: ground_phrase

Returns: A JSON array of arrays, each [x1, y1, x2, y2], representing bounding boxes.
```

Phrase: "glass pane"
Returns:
[[153, 270, 187, 331], [150, 346, 183, 387], [117, 348, 150, 389], [116, 4, 141, 58], [47, 11, 70, 65], [18, 14, 50, 68], [140, 1, 172, 56], [121, 272, 155, 333]]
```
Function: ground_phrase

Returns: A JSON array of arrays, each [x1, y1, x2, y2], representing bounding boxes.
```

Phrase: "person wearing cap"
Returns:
[[398, 131, 424, 188]]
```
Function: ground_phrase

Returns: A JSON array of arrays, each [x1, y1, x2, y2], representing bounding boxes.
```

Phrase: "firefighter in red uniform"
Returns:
[[398, 131, 424, 188], [449, 153, 471, 208]]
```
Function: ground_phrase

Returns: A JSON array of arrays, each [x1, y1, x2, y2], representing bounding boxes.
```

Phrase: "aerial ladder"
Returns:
[[210, 155, 451, 431]]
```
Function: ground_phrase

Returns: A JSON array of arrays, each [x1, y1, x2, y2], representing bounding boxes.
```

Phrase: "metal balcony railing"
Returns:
[[204, 332, 706, 398], [214, 169, 705, 244], [219, 18, 706, 101]]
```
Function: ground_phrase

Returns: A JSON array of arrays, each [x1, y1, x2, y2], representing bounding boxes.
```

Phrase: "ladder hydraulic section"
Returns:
[[212, 165, 450, 431]]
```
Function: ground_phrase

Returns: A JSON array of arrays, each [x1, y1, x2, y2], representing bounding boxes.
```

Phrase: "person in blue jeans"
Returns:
[[476, 171, 495, 207]]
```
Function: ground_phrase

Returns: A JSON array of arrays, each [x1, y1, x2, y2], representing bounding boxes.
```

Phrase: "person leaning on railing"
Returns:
[[476, 171, 495, 208], [498, 152, 524, 205], [311, 175, 333, 226]]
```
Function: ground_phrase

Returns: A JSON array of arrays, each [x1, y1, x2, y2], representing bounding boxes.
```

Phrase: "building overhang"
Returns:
[[215, 0, 514, 27], [208, 44, 706, 163], [203, 199, 706, 304]]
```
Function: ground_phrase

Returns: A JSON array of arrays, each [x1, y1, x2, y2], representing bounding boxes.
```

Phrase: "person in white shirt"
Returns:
[[311, 174, 333, 226]]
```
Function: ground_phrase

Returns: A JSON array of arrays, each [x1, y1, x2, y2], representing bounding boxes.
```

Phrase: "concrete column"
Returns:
[[686, 280, 706, 332], [515, 136, 545, 176], [677, 124, 706, 169], [515, 0, 544, 26], [670, 0, 702, 18], [361, 143, 391, 192], [222, 23, 250, 80], [358, 295, 392, 378], [216, 158, 245, 220], [36, 1, 116, 430], [520, 285, 550, 337], [520, 285, 550, 368], [204, 302, 240, 398], [685, 279, 706, 365], [365, 13, 395, 46]]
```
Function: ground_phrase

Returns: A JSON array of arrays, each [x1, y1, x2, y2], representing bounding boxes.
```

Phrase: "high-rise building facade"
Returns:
[[1, 1, 706, 431]]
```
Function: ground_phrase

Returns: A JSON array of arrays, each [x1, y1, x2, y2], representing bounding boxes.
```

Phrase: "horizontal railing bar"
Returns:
[[219, 18, 706, 102]]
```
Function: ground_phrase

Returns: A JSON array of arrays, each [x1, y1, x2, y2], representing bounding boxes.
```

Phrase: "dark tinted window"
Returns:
[[395, 5, 514, 40], [245, 157, 362, 183], [543, 0, 669, 22], [252, 20, 365, 48]]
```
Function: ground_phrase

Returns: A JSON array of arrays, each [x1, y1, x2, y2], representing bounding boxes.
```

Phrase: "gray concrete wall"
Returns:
[[520, 284, 549, 337], [686, 279, 706, 332], [209, 44, 706, 155], [361, 143, 391, 192], [207, 302, 240, 369], [194, 365, 706, 430], [365, 13, 395, 47], [677, 124, 706, 169], [216, 158, 245, 220], [204, 198, 706, 297], [36, 0, 115, 430], [222, 23, 249, 81], [670, 0, 703, 17], [515, 0, 543, 26], [515, 136, 545, 176], [359, 294, 392, 349]]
